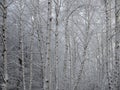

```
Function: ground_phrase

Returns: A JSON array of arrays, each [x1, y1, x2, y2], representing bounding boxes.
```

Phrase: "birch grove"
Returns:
[[0, 0, 120, 90]]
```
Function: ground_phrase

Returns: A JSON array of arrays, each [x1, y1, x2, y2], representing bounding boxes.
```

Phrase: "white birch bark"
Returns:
[[104, 0, 112, 89], [29, 16, 34, 90], [17, 9, 22, 90], [29, 1, 37, 90], [114, 0, 120, 89], [18, 1, 26, 90], [63, 1, 70, 89], [36, 5, 44, 90], [44, 0, 52, 90], [63, 19, 69, 90], [55, 0, 60, 90], [1, 0, 8, 90]]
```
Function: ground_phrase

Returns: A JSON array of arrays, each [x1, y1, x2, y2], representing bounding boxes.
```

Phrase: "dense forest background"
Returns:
[[0, 0, 120, 90]]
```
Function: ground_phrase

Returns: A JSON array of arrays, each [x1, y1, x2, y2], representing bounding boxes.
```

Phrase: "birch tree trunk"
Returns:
[[63, 1, 70, 89], [29, 16, 34, 90], [29, 1, 38, 90], [44, 0, 52, 90], [63, 19, 69, 90], [68, 35, 72, 90], [55, 1, 60, 90], [104, 0, 112, 89], [21, 19, 26, 90], [17, 1, 25, 89], [114, 0, 120, 89], [35, 0, 44, 89], [17, 1, 26, 90], [37, 22, 44, 90], [1, 0, 8, 90], [29, 28, 34, 90], [17, 9, 22, 90], [71, 35, 77, 90]]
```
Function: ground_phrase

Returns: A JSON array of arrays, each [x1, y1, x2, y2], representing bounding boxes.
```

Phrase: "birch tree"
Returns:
[[44, 0, 52, 90], [1, 0, 8, 90], [29, 12, 34, 90], [114, 0, 120, 89], [0, 0, 119, 90], [54, 0, 60, 90], [104, 0, 113, 89], [16, 0, 26, 90], [34, 0, 45, 89]]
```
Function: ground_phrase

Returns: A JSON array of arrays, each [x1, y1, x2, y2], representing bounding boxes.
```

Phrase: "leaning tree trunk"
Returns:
[[73, 3, 91, 90]]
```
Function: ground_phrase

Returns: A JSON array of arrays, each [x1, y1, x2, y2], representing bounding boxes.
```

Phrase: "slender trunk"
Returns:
[[37, 24, 44, 89], [29, 17, 35, 90], [35, 0, 44, 89], [63, 19, 69, 90], [104, 0, 112, 89], [99, 27, 106, 90], [44, 0, 52, 90], [114, 0, 120, 89], [72, 36, 77, 90], [2, 0, 8, 90], [21, 24, 26, 90], [69, 36, 72, 90], [29, 1, 38, 89], [17, 1, 26, 90], [16, 5, 26, 90], [55, 1, 59, 90], [17, 12, 22, 90]]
